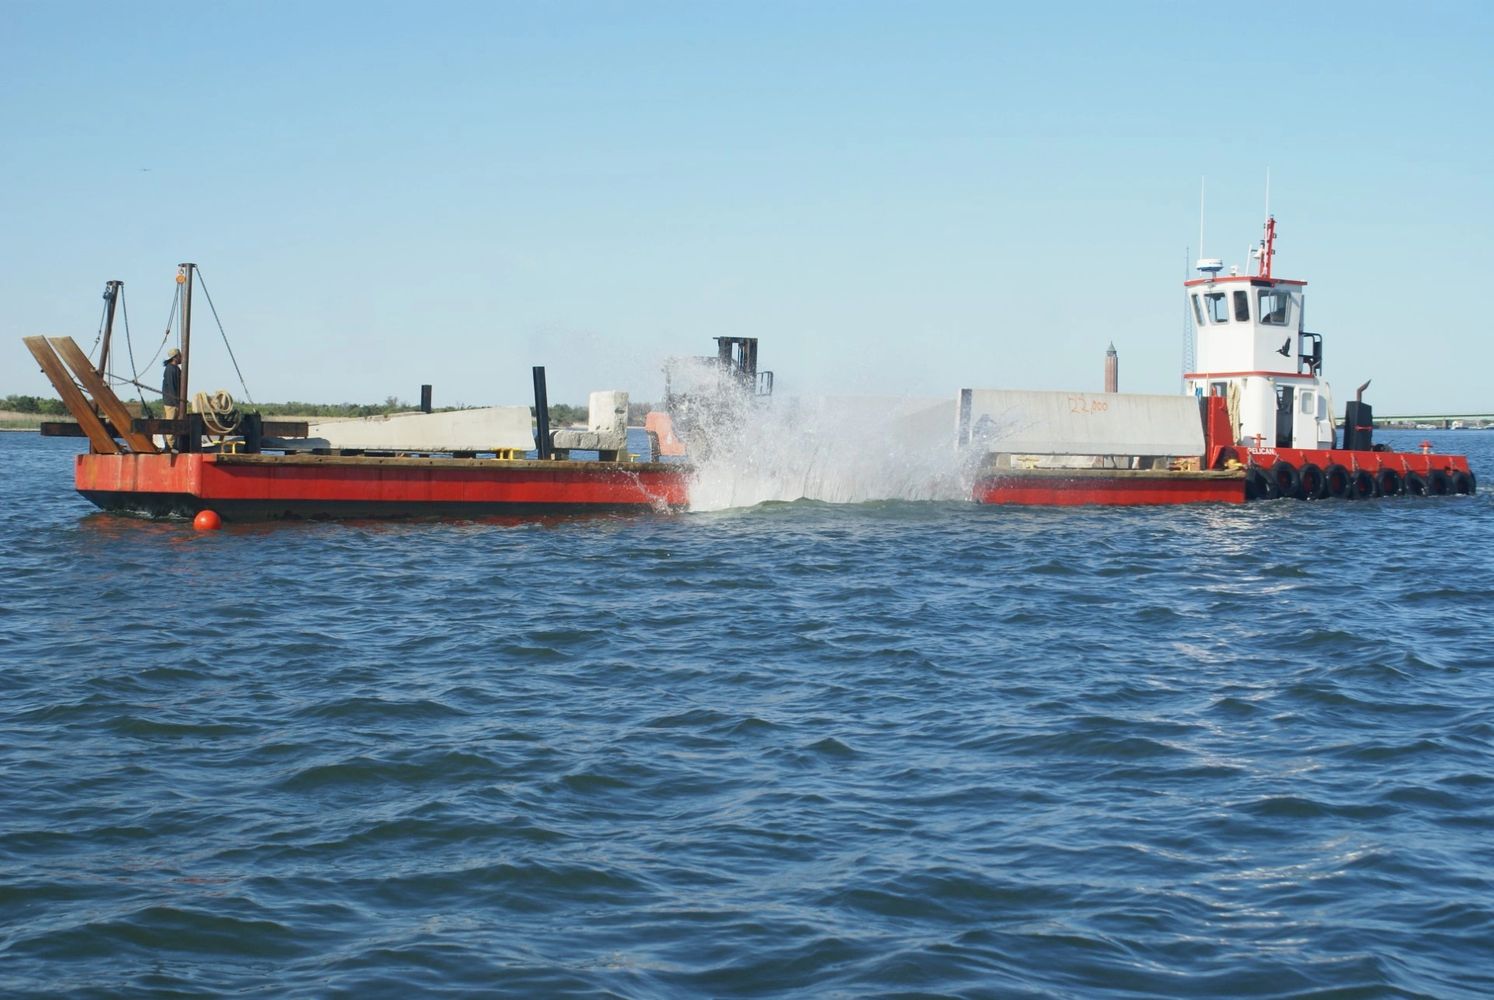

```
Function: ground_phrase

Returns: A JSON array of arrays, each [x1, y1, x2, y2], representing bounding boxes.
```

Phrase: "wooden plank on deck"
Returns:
[[48, 337, 159, 453], [21, 336, 119, 454]]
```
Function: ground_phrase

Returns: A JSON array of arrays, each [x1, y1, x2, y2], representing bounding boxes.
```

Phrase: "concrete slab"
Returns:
[[307, 406, 534, 453]]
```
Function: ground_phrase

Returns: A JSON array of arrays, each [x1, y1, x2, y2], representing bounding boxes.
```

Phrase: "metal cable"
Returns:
[[151, 285, 179, 365], [194, 269, 254, 405], [89, 285, 110, 359], [118, 287, 146, 408]]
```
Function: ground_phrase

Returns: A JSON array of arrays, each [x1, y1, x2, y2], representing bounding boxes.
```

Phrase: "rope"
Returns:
[[194, 269, 254, 405], [193, 389, 241, 436]]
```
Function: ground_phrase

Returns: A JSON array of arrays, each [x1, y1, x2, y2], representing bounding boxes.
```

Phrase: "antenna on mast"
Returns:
[[1182, 246, 1195, 390], [1198, 177, 1205, 259], [1193, 178, 1223, 276], [1264, 167, 1271, 219]]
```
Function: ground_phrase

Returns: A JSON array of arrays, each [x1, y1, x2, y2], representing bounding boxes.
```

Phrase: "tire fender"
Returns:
[[1297, 462, 1327, 500], [1323, 463, 1351, 499], [1245, 466, 1279, 501], [1348, 468, 1378, 499], [1270, 460, 1302, 500]]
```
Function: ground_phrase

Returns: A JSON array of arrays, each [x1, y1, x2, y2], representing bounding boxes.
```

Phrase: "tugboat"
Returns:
[[1183, 216, 1475, 500], [966, 216, 1476, 504]]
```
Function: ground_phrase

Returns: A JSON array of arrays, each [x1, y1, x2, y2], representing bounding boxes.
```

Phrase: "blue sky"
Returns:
[[4, 1, 1490, 411]]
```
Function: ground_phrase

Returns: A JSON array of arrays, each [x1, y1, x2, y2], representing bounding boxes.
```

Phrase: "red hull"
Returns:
[[973, 468, 1245, 506], [76, 452, 690, 520], [973, 394, 1475, 506], [1219, 444, 1473, 478]]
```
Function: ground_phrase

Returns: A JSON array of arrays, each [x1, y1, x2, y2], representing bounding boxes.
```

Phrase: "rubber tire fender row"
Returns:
[[1377, 468, 1404, 497], [1297, 462, 1327, 500], [1270, 460, 1303, 500], [1403, 470, 1429, 496], [1428, 468, 1452, 496], [1323, 463, 1352, 499], [1245, 466, 1280, 501], [1347, 468, 1379, 500], [1452, 470, 1476, 495]]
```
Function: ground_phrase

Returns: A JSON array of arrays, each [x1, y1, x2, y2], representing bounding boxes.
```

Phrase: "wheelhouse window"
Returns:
[[1191, 294, 1205, 326], [1204, 292, 1229, 323], [1259, 289, 1293, 325], [1233, 290, 1250, 322]]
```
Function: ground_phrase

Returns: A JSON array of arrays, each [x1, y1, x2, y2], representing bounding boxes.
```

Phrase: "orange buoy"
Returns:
[[193, 509, 222, 531]]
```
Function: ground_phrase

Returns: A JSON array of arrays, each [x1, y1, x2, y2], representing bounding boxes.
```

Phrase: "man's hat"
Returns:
[[165, 348, 182, 362]]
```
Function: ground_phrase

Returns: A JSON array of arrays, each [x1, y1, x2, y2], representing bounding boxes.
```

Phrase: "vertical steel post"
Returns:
[[97, 281, 121, 378], [420, 384, 432, 413], [178, 264, 195, 408], [178, 264, 195, 452], [532, 366, 552, 460]]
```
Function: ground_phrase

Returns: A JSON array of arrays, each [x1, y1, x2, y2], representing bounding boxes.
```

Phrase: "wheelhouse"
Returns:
[[1183, 218, 1334, 450]]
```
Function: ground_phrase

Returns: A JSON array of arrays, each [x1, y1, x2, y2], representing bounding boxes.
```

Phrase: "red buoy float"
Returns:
[[193, 509, 222, 531]]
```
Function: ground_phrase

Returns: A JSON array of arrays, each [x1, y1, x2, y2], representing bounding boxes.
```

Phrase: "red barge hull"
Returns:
[[970, 394, 1476, 507], [76, 452, 690, 520], [972, 447, 1475, 507], [974, 468, 1245, 506]]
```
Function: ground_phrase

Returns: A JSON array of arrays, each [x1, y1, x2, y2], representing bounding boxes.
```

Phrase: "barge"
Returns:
[[24, 265, 688, 521], [66, 451, 687, 520]]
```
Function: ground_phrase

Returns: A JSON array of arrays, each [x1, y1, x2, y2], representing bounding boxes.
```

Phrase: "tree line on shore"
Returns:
[[2, 394, 657, 426]]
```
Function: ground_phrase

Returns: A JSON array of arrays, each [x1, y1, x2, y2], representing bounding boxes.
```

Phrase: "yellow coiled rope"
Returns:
[[193, 389, 242, 437]]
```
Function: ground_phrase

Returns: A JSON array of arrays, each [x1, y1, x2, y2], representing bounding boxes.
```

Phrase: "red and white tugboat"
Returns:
[[967, 216, 1476, 504], [1184, 216, 1474, 500]]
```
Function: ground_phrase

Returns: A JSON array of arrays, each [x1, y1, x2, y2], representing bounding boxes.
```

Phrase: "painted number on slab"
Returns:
[[1068, 395, 1109, 415]]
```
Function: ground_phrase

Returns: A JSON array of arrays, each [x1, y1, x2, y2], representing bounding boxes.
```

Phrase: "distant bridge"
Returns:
[[1372, 413, 1494, 427]]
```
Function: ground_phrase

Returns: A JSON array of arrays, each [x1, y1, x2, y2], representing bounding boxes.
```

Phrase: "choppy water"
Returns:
[[3, 430, 1494, 998]]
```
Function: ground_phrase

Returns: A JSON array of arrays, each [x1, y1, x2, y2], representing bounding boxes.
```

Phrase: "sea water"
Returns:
[[3, 429, 1493, 998]]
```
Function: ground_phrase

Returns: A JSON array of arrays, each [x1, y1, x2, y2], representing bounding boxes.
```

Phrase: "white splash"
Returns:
[[684, 391, 977, 511]]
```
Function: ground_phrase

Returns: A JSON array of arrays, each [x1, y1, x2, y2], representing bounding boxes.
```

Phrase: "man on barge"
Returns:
[[161, 347, 183, 418], [160, 347, 183, 450]]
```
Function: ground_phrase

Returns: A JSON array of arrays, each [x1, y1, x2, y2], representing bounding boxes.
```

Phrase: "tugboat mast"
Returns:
[[1257, 216, 1277, 279]]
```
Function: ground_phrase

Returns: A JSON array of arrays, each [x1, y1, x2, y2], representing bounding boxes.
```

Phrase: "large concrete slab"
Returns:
[[962, 389, 1204, 457], [307, 406, 534, 453]]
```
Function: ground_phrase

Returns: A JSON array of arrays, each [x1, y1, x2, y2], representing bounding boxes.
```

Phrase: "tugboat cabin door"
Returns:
[[1275, 384, 1295, 447]]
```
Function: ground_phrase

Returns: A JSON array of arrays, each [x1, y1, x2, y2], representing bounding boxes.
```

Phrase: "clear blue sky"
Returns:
[[4, 1, 1490, 411]]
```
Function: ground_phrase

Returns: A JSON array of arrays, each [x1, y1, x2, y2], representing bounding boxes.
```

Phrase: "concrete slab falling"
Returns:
[[960, 389, 1205, 458]]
